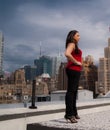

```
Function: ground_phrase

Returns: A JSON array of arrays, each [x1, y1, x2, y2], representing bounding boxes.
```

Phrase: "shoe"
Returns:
[[64, 115, 78, 123], [75, 115, 80, 119]]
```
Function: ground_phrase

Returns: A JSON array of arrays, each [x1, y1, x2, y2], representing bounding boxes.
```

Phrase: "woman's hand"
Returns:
[[76, 61, 82, 66]]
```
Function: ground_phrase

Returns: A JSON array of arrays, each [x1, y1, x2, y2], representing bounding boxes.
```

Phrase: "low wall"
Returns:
[[51, 89, 93, 101], [0, 109, 65, 130]]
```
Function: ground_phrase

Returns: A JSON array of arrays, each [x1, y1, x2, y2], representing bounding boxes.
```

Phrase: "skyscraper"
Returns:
[[34, 55, 52, 76], [0, 32, 4, 76], [98, 38, 110, 94]]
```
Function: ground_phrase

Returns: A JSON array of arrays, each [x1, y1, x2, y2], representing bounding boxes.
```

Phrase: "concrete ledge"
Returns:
[[27, 123, 70, 130], [27, 106, 110, 130], [1, 101, 110, 121]]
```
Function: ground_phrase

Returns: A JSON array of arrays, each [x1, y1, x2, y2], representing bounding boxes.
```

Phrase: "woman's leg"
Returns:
[[73, 86, 79, 116], [65, 69, 80, 117], [72, 72, 81, 116]]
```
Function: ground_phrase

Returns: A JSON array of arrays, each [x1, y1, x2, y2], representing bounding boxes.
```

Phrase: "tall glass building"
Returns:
[[0, 32, 4, 76], [24, 65, 37, 81], [34, 56, 52, 76]]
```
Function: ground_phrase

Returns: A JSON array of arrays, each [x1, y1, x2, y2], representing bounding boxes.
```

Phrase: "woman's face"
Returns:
[[73, 32, 80, 42]]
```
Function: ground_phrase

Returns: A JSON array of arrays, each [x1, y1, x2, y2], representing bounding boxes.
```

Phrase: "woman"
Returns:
[[64, 30, 82, 123]]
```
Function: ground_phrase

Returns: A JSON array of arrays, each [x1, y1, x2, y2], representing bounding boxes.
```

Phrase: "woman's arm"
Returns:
[[65, 43, 82, 66]]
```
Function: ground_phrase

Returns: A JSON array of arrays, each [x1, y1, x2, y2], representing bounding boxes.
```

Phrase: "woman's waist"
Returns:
[[66, 63, 82, 71]]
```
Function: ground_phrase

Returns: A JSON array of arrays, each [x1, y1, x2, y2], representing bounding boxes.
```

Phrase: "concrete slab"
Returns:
[[27, 105, 110, 130]]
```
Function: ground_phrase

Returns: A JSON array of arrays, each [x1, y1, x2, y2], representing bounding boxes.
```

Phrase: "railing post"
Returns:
[[29, 79, 37, 109]]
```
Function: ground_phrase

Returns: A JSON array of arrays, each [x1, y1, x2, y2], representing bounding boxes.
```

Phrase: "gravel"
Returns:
[[39, 110, 110, 130]]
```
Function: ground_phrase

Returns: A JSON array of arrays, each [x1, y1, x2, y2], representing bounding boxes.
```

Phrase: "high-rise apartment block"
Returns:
[[85, 55, 94, 64], [98, 38, 110, 94], [0, 32, 4, 76]]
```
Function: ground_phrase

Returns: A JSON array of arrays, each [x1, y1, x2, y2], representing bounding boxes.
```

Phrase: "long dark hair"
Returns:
[[65, 30, 79, 54]]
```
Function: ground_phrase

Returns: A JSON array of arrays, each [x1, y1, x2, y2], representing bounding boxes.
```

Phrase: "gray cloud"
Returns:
[[0, 0, 110, 72]]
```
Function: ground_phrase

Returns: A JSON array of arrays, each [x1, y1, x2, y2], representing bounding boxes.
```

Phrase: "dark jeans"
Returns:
[[65, 68, 81, 117]]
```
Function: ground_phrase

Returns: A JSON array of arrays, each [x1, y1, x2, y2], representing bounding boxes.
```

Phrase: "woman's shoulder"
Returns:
[[68, 42, 75, 47]]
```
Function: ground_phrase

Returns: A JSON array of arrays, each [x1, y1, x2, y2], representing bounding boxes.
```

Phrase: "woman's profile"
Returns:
[[64, 30, 82, 123]]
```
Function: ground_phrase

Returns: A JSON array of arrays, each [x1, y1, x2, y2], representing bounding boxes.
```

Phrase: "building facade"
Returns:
[[98, 38, 110, 94], [24, 65, 37, 82], [51, 56, 61, 78], [0, 32, 4, 76], [57, 62, 67, 90]]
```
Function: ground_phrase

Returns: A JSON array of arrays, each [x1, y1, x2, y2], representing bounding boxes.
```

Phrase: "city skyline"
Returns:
[[0, 0, 110, 72]]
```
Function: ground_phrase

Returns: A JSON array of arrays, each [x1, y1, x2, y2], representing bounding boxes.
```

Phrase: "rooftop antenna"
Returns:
[[58, 42, 61, 57], [108, 25, 110, 35], [40, 41, 42, 57]]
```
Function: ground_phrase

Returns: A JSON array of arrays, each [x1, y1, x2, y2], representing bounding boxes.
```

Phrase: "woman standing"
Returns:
[[64, 30, 82, 123]]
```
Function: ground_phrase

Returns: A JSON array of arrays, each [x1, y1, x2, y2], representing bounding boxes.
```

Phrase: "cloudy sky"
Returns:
[[0, 0, 110, 72]]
